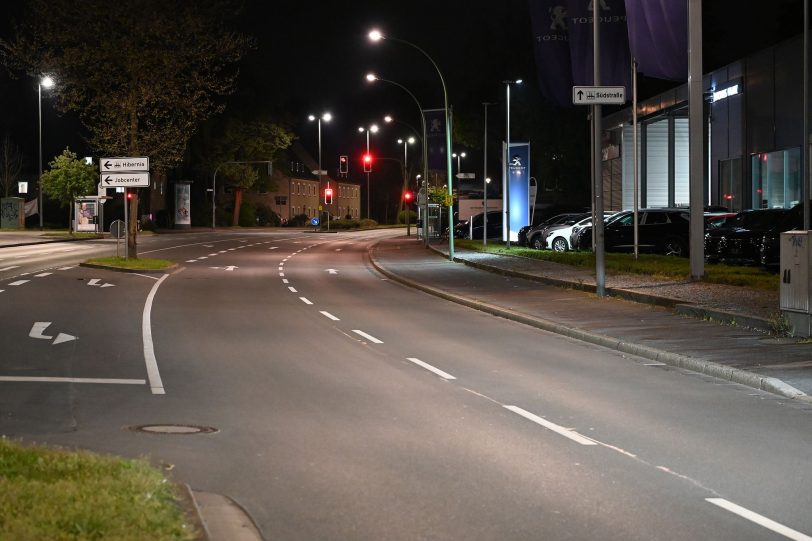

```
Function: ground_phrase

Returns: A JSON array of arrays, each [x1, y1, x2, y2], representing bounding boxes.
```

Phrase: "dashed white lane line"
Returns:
[[8, 280, 29, 286], [504, 405, 597, 446], [279, 272, 284, 277], [320, 311, 339, 321], [34, 272, 52, 278], [282, 279, 289, 284], [58, 266, 76, 271], [269, 247, 278, 250], [0, 266, 20, 272], [219, 250, 227, 253], [198, 256, 208, 259], [0, 376, 145, 385], [278, 267, 284, 271], [299, 297, 313, 305], [705, 499, 812, 541], [288, 286, 298, 293], [208, 253, 218, 256], [186, 260, 197, 263], [352, 330, 383, 344], [406, 358, 456, 380], [0, 289, 4, 293], [228, 248, 236, 251]]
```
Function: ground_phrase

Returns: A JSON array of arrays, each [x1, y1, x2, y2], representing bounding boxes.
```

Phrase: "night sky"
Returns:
[[0, 1, 806, 217]]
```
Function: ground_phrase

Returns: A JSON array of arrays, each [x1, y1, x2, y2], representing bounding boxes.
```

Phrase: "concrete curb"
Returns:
[[191, 490, 264, 541], [369, 245, 812, 405], [0, 235, 103, 249]]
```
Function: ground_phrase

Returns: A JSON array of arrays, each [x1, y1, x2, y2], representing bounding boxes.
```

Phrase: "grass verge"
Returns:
[[456, 240, 779, 292], [0, 438, 196, 540], [85, 256, 175, 270]]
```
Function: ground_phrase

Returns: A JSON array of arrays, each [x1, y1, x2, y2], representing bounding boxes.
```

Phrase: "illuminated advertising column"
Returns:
[[504, 142, 530, 242], [174, 181, 192, 229]]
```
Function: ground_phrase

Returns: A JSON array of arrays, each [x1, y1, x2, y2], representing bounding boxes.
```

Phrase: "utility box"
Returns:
[[780, 231, 812, 336], [0, 197, 25, 228]]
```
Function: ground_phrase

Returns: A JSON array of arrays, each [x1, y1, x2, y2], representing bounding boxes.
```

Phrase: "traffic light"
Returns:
[[339, 155, 348, 174], [324, 187, 333, 205], [403, 191, 413, 204], [363, 153, 373, 173], [126, 191, 134, 201]]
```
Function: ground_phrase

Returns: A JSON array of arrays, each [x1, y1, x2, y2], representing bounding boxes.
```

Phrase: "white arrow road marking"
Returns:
[[29, 322, 54, 340], [326, 269, 338, 274], [88, 279, 101, 286], [352, 330, 383, 344], [53, 333, 78, 345], [706, 499, 812, 541], [224, 266, 237, 271], [101, 283, 115, 288]]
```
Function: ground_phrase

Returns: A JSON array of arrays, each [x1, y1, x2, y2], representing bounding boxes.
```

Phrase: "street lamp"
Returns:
[[452, 152, 466, 177], [366, 72, 430, 245], [358, 124, 379, 219], [503, 79, 522, 248], [309, 112, 332, 229], [369, 29, 455, 259], [482, 101, 496, 246], [38, 75, 55, 230]]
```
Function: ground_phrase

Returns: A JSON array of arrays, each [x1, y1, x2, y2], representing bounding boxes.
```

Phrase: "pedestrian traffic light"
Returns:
[[363, 153, 373, 173], [324, 187, 333, 205], [339, 155, 348, 174]]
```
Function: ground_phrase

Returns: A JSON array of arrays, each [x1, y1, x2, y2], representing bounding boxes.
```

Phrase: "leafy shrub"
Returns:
[[398, 210, 418, 224], [256, 203, 280, 226], [286, 213, 310, 227], [238, 199, 256, 227], [329, 219, 361, 230], [359, 218, 378, 228]]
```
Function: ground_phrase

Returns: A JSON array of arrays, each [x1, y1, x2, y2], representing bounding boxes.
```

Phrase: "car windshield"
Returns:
[[727, 210, 787, 229]]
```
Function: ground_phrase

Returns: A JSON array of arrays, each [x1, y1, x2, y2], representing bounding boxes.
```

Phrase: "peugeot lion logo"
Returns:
[[511, 155, 522, 167]]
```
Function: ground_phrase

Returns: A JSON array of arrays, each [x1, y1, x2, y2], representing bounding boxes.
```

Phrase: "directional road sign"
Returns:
[[100, 172, 150, 188], [100, 157, 150, 172], [572, 86, 626, 105]]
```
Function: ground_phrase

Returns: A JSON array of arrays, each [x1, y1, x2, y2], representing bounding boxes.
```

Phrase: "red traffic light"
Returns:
[[403, 191, 413, 202], [363, 153, 373, 173], [324, 187, 333, 205], [126, 192, 134, 200], [339, 155, 348, 174]]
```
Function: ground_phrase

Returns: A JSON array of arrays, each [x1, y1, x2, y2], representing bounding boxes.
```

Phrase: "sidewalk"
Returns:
[[370, 236, 812, 403], [0, 230, 103, 248]]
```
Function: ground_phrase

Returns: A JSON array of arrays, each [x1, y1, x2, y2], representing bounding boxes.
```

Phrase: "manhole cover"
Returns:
[[130, 424, 218, 435]]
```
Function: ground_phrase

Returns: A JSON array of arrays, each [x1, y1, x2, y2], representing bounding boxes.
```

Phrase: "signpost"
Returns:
[[110, 219, 125, 258], [100, 172, 150, 188], [572, 86, 626, 105], [100, 157, 149, 172]]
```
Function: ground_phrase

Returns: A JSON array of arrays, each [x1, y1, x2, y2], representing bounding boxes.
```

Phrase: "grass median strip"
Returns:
[[0, 438, 196, 540], [85, 256, 175, 271]]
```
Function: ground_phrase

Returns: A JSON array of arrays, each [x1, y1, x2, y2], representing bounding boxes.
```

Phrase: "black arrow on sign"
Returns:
[[577, 90, 584, 100], [104, 160, 112, 169], [104, 176, 113, 184]]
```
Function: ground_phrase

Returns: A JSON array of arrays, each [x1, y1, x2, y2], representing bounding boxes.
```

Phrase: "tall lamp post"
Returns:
[[309, 112, 332, 229], [482, 101, 496, 246], [38, 75, 55, 230], [503, 79, 522, 248], [358, 124, 379, 219], [452, 152, 466, 177], [369, 29, 455, 260], [366, 73, 430, 245]]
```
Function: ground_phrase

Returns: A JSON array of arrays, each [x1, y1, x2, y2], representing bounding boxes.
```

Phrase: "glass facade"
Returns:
[[751, 148, 800, 209], [719, 158, 743, 212]]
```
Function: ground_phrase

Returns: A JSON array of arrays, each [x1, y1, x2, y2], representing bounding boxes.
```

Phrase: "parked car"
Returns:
[[705, 212, 738, 229], [545, 212, 615, 252], [449, 210, 503, 240], [704, 208, 791, 265], [573, 208, 692, 257], [525, 212, 589, 250]]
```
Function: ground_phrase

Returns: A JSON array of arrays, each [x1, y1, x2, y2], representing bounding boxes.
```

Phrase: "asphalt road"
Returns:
[[1, 229, 811, 540]]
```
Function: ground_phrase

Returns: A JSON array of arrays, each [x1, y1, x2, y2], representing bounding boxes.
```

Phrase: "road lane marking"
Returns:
[[219, 250, 227, 253], [352, 330, 383, 344], [0, 290, 4, 293], [143, 274, 169, 395], [406, 358, 456, 380], [705, 498, 812, 541], [0, 266, 20, 272], [208, 253, 218, 256], [288, 286, 298, 293], [186, 260, 197, 263], [269, 247, 278, 250], [58, 266, 76, 270], [504, 405, 597, 446], [299, 297, 313, 305], [279, 272, 285, 277], [35, 272, 52, 277], [228, 248, 235, 251], [9, 280, 29, 286], [29, 322, 53, 340], [0, 376, 146, 385], [282, 279, 289, 283], [320, 311, 339, 321]]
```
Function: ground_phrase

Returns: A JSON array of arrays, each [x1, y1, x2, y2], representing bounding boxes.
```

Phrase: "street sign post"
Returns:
[[100, 157, 149, 172], [572, 86, 626, 105], [100, 172, 150, 188]]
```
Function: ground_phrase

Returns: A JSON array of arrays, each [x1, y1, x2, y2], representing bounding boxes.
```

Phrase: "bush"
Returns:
[[238, 199, 256, 227], [398, 210, 418, 224], [329, 219, 361, 230], [256, 203, 280, 226], [285, 213, 310, 227], [344, 214, 353, 220], [359, 218, 378, 228]]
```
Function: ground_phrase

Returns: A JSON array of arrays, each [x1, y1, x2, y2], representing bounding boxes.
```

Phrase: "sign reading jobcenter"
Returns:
[[100, 156, 150, 187]]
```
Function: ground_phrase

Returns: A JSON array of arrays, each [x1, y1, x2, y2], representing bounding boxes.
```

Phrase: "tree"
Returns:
[[1, 0, 251, 256], [205, 118, 294, 226], [0, 135, 25, 198], [40, 148, 97, 231]]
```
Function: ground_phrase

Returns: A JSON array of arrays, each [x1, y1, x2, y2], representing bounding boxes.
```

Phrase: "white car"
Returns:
[[544, 212, 616, 252]]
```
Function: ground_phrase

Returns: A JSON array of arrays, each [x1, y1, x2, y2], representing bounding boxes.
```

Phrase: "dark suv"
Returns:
[[573, 208, 691, 256], [451, 210, 503, 240], [704, 208, 791, 266]]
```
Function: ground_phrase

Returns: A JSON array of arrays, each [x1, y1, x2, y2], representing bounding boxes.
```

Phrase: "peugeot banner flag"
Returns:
[[424, 108, 447, 172], [529, 0, 574, 108]]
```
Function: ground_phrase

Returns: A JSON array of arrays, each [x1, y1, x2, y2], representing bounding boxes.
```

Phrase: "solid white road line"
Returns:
[[299, 297, 313, 305], [504, 405, 597, 446], [352, 330, 383, 344], [0, 376, 145, 385], [320, 311, 340, 321], [406, 358, 456, 380], [705, 498, 812, 541], [142, 274, 169, 395], [288, 286, 298, 293], [8, 280, 29, 286]]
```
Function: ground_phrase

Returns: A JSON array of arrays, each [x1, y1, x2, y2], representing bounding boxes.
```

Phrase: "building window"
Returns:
[[751, 148, 800, 209], [719, 158, 743, 212]]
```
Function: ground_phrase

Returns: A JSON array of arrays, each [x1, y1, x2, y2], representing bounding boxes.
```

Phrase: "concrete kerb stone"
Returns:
[[369, 243, 812, 405]]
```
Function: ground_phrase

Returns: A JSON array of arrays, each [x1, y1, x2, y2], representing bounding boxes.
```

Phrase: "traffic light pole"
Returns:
[[123, 188, 129, 259]]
